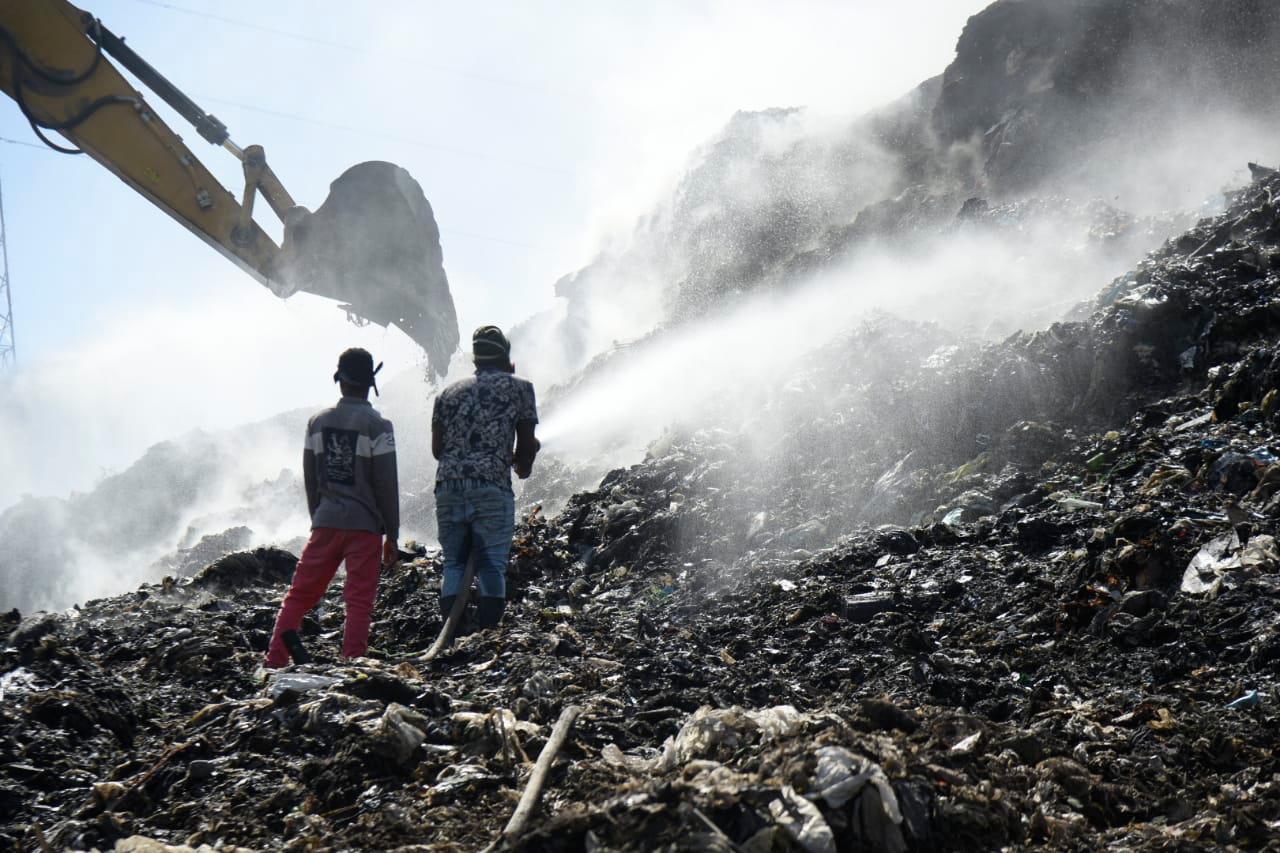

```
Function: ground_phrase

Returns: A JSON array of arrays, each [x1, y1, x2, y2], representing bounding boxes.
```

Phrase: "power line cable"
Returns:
[[3, 121, 557, 249], [1, 131, 555, 252], [195, 93, 571, 176], [124, 0, 567, 96], [0, 23, 566, 251], [127, 0, 367, 53], [107, 4, 576, 174], [0, 135, 57, 151], [442, 228, 553, 252]]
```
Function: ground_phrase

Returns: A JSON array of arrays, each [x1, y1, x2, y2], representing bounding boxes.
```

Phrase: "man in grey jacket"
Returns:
[[265, 348, 399, 667]]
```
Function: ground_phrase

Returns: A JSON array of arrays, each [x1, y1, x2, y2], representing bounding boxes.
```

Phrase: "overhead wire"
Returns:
[[442, 228, 551, 252], [0, 122, 555, 250], [0, 136, 56, 151], [109, 2, 573, 174], [195, 93, 570, 176], [123, 0, 568, 96], [126, 0, 366, 53], [0, 4, 565, 252]]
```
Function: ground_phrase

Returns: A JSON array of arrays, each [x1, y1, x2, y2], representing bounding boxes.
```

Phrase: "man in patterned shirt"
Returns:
[[432, 325, 540, 629]]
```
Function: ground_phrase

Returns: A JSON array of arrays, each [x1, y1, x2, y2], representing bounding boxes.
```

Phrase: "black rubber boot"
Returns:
[[439, 596, 457, 622], [282, 629, 311, 665], [477, 596, 506, 630]]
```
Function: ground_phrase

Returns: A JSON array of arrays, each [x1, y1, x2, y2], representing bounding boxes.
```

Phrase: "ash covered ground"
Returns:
[[6, 1, 1280, 850], [6, 169, 1280, 851]]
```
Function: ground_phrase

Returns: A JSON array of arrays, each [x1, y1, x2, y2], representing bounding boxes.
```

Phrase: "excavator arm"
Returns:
[[0, 0, 459, 376], [1, 0, 298, 294]]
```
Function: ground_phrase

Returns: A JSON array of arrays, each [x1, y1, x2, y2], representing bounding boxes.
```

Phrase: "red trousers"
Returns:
[[265, 527, 382, 668]]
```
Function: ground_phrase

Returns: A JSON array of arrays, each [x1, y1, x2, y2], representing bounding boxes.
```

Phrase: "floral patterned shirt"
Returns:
[[432, 369, 538, 487]]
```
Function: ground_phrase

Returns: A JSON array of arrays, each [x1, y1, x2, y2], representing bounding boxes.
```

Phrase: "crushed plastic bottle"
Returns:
[[1224, 690, 1263, 710], [1049, 492, 1105, 511]]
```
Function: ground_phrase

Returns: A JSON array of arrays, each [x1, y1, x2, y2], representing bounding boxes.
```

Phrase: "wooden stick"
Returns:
[[496, 708, 514, 769], [121, 738, 196, 804], [422, 552, 475, 661], [31, 823, 53, 853], [501, 704, 581, 839]]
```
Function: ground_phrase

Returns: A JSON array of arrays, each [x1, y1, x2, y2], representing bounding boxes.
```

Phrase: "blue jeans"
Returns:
[[435, 479, 515, 599]]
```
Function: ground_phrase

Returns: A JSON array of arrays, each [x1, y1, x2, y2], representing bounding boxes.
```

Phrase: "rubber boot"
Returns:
[[477, 596, 506, 630], [282, 629, 311, 665], [439, 596, 456, 622]]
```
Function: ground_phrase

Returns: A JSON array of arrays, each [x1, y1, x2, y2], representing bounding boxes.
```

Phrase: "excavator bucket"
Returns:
[[280, 162, 459, 379]]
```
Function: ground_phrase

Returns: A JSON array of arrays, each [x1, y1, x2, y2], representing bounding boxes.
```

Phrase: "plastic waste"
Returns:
[[1182, 532, 1243, 594], [1249, 447, 1280, 465], [1050, 493, 1105, 511], [266, 672, 342, 699], [425, 764, 501, 803], [656, 705, 810, 772], [845, 592, 896, 622], [367, 702, 430, 763], [769, 785, 835, 853], [748, 705, 806, 740], [1206, 452, 1260, 494], [601, 743, 663, 773], [853, 786, 909, 853], [811, 746, 903, 821], [1174, 411, 1213, 432], [0, 667, 39, 701], [1240, 534, 1280, 570], [1224, 690, 1263, 710]]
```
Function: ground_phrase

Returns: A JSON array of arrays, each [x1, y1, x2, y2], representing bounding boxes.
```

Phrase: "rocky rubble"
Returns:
[[3, 170, 1280, 850]]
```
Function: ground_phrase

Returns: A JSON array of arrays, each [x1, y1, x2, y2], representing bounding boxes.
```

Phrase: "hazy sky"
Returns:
[[0, 0, 989, 504]]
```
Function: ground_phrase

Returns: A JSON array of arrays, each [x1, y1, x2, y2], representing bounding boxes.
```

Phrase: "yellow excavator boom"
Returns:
[[0, 0, 459, 376], [0, 0, 297, 292]]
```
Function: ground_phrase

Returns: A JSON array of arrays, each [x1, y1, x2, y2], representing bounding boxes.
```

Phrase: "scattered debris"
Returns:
[[5, 0, 1280, 846]]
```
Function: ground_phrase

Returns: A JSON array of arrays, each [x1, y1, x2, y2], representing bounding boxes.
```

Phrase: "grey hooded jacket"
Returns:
[[303, 397, 399, 540]]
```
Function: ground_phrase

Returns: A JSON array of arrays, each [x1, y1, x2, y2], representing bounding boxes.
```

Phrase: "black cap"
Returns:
[[472, 325, 511, 365], [334, 347, 383, 395]]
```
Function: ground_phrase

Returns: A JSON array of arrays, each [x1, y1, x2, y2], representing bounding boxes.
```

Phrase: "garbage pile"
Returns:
[[931, 1, 1280, 198], [3, 169, 1280, 850], [546, 169, 1280, 574], [516, 0, 1280, 377]]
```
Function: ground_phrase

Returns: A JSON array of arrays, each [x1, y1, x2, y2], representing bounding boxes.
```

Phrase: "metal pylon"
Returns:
[[0, 175, 13, 369]]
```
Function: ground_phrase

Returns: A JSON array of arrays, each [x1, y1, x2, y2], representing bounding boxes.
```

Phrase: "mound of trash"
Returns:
[[516, 0, 1280, 379], [3, 168, 1280, 851]]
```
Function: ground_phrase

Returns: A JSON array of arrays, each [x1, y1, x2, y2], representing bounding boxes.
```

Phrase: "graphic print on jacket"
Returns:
[[303, 397, 400, 539], [323, 428, 359, 485]]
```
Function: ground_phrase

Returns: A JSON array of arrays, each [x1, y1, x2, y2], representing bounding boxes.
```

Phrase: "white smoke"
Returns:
[[6, 0, 1279, 611], [537, 214, 1167, 466]]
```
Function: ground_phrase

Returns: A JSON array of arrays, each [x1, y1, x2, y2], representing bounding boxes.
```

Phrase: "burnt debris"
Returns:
[[4, 169, 1280, 851]]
